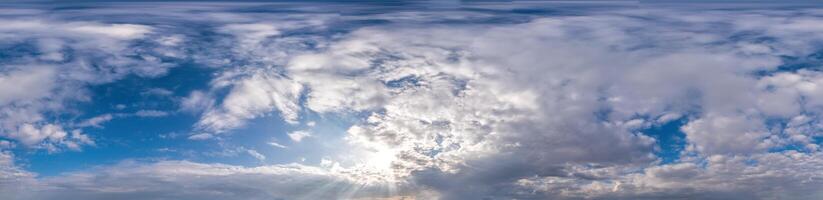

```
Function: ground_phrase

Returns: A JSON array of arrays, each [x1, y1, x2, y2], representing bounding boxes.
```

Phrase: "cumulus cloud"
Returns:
[[141, 88, 174, 97], [5, 124, 94, 151], [187, 133, 214, 140], [682, 114, 770, 155]]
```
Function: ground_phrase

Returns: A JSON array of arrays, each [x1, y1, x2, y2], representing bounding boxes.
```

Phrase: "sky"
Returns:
[[1, 1, 823, 199]]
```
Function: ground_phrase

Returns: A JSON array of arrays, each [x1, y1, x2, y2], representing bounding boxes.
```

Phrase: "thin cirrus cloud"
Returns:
[[0, 1, 822, 200]]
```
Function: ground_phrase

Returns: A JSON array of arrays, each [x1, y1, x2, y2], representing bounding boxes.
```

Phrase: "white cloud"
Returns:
[[187, 16, 334, 135], [4, 123, 93, 151], [268, 141, 287, 149], [682, 114, 770, 155], [0, 66, 56, 106], [134, 110, 170, 117], [157, 34, 184, 46], [246, 149, 266, 161], [179, 90, 214, 113], [78, 114, 114, 128], [65, 23, 152, 40], [287, 130, 312, 142], [187, 133, 214, 140], [195, 70, 303, 133]]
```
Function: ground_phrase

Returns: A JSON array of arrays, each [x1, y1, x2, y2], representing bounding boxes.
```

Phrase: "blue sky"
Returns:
[[2, 1, 823, 200]]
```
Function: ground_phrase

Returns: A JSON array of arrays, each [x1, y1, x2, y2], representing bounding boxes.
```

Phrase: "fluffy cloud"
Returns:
[[682, 114, 770, 155], [0, 67, 56, 105]]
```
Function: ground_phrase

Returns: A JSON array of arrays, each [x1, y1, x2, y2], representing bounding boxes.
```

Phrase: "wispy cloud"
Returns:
[[246, 149, 266, 161], [268, 141, 287, 149]]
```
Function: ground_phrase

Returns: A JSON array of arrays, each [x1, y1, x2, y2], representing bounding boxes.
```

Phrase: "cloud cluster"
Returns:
[[188, 7, 823, 199], [3, 3, 823, 200], [0, 17, 185, 151]]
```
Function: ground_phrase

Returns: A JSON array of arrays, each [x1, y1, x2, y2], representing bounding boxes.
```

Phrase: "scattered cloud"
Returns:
[[287, 130, 312, 142], [195, 70, 303, 133], [134, 110, 170, 118], [141, 88, 174, 97], [179, 90, 213, 113], [0, 15, 180, 151], [268, 141, 287, 149], [246, 149, 266, 161], [77, 114, 115, 128]]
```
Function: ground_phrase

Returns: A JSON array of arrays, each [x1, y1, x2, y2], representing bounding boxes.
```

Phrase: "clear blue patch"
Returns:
[[641, 117, 688, 164], [385, 75, 421, 88], [754, 49, 823, 77], [19, 63, 215, 176]]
